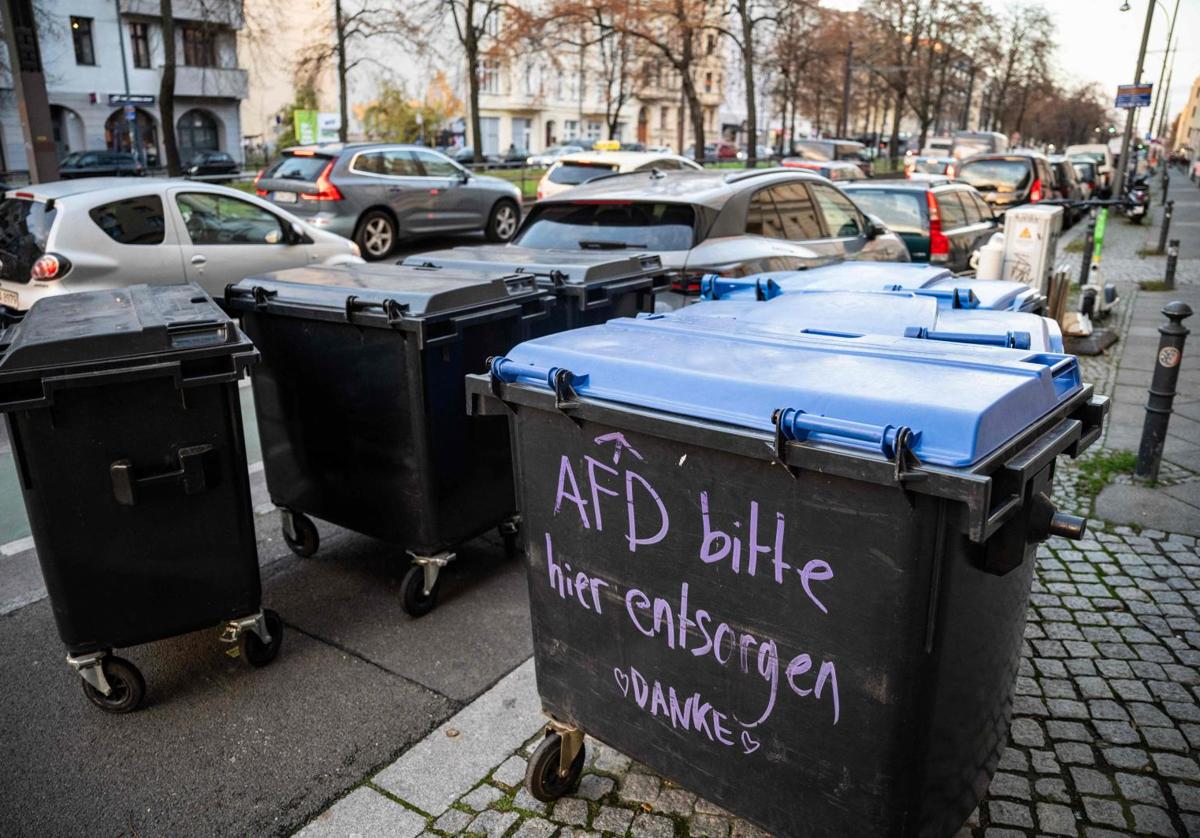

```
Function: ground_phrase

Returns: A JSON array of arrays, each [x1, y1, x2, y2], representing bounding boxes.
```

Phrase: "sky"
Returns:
[[822, 0, 1200, 135]]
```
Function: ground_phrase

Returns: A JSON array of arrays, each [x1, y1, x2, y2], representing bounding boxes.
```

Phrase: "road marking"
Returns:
[[0, 535, 34, 557]]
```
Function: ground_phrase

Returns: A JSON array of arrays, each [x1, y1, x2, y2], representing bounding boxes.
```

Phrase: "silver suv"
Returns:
[[256, 144, 523, 260]]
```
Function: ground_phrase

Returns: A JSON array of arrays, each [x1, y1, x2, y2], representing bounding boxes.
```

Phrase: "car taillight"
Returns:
[[536, 190, 543, 200], [31, 253, 70, 281], [927, 192, 949, 262], [254, 169, 266, 197], [670, 272, 709, 296], [301, 161, 342, 201], [1029, 178, 1042, 202]]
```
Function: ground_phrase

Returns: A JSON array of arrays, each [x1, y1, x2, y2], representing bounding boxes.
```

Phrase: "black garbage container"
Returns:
[[0, 284, 281, 713], [401, 244, 670, 330], [225, 263, 555, 616], [467, 316, 1107, 837]]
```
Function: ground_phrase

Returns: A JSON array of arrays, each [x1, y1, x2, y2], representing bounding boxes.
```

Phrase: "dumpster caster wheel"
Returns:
[[525, 732, 585, 802], [502, 529, 520, 559], [80, 656, 145, 714], [283, 512, 319, 558], [401, 564, 440, 617], [240, 609, 284, 667]]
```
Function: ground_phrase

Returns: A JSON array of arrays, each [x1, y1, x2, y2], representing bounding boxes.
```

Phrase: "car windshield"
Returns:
[[1072, 151, 1106, 165], [515, 201, 696, 251], [913, 158, 948, 174], [1072, 162, 1095, 181], [956, 159, 1031, 193], [265, 154, 332, 182], [0, 198, 57, 282], [547, 162, 618, 185], [845, 190, 925, 234]]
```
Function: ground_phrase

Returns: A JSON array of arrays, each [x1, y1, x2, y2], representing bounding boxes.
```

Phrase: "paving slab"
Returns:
[[1095, 484, 1200, 536], [295, 788, 427, 838]]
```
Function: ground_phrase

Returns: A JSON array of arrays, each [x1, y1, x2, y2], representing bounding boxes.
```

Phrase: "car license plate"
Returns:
[[0, 288, 17, 309], [274, 191, 297, 204]]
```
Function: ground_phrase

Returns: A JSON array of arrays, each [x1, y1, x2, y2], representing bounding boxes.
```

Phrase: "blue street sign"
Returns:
[[1115, 84, 1152, 109]]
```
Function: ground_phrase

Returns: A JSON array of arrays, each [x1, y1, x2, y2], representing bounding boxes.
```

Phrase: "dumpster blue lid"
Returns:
[[401, 245, 666, 287], [229, 263, 548, 318], [491, 316, 1081, 467], [0, 283, 243, 373], [664, 293, 1063, 353]]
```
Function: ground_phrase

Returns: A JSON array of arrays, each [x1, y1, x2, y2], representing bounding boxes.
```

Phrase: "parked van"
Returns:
[[950, 131, 1009, 160]]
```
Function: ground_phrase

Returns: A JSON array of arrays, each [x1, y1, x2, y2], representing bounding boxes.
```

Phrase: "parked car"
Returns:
[[255, 143, 523, 259], [185, 150, 240, 182], [779, 159, 866, 182], [619, 142, 646, 152], [790, 139, 872, 175], [450, 146, 501, 166], [905, 155, 955, 178], [1070, 158, 1099, 200], [920, 137, 953, 157], [505, 168, 909, 297], [1047, 155, 1085, 226], [0, 178, 362, 315], [645, 144, 674, 154], [842, 180, 998, 272], [683, 141, 739, 162], [954, 150, 1055, 217], [738, 144, 777, 162], [950, 131, 1009, 160], [1065, 143, 1114, 194], [536, 150, 702, 200], [526, 144, 584, 167], [58, 150, 144, 179]]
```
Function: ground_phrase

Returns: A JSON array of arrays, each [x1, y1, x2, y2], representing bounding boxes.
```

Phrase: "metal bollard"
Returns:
[[1135, 301, 1193, 481], [1165, 239, 1179, 290], [1162, 172, 1169, 205], [1157, 201, 1174, 255], [1079, 214, 1095, 286]]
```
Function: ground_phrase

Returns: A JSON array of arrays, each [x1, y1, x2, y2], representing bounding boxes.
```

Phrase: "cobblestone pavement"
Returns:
[[295, 199, 1200, 838]]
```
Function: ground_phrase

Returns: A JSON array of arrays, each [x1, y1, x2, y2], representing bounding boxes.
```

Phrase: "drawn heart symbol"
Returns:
[[740, 730, 761, 755], [613, 667, 630, 697]]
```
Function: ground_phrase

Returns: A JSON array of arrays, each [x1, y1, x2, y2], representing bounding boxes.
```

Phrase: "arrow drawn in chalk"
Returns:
[[594, 431, 644, 465]]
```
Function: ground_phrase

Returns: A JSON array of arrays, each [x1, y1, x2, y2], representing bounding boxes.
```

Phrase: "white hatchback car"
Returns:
[[0, 177, 363, 315], [536, 150, 703, 200]]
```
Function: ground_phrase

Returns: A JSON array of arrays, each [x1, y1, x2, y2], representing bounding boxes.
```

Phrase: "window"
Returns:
[[480, 58, 501, 94], [704, 72, 713, 94], [89, 195, 166, 245], [937, 191, 968, 229], [514, 201, 696, 251], [265, 154, 331, 182], [586, 121, 602, 141], [174, 193, 285, 245], [352, 149, 419, 176], [564, 120, 579, 140], [182, 25, 216, 67], [547, 162, 616, 185], [71, 17, 95, 65], [0, 199, 57, 282], [809, 184, 862, 238], [969, 192, 993, 220], [747, 185, 822, 240], [413, 149, 460, 178], [130, 22, 151, 68], [660, 107, 669, 129], [844, 189, 924, 235]]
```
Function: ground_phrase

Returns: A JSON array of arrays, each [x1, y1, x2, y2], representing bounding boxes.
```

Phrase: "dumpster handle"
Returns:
[[344, 296, 408, 326], [904, 326, 1032, 350], [775, 407, 920, 461], [490, 357, 588, 409], [894, 286, 981, 310], [109, 444, 218, 506]]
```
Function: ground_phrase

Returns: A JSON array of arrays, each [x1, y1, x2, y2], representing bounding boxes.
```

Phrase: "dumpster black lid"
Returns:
[[401, 245, 666, 286], [229, 263, 547, 318], [0, 283, 242, 373]]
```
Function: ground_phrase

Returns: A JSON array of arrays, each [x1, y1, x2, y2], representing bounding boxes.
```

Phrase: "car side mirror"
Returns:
[[458, 169, 471, 183], [288, 222, 308, 245], [864, 214, 883, 240]]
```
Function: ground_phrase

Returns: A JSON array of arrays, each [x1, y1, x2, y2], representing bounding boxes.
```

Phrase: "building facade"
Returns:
[[0, 0, 248, 172], [1171, 75, 1200, 158]]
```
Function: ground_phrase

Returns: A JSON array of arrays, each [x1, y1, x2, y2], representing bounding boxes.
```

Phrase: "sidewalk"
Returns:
[[293, 186, 1200, 838]]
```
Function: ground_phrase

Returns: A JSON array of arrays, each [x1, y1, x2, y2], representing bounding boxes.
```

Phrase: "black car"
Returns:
[[58, 151, 144, 179], [954, 150, 1055, 217], [843, 180, 998, 272], [1047, 155, 1085, 227], [185, 151, 240, 181]]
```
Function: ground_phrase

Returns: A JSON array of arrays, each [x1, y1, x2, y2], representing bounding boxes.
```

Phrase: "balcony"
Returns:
[[171, 66, 249, 100]]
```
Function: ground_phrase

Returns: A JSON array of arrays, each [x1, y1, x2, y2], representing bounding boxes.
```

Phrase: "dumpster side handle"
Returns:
[[109, 444, 219, 506]]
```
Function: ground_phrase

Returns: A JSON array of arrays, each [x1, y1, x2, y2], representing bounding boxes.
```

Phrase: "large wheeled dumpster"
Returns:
[[402, 244, 671, 330], [225, 263, 555, 616], [0, 284, 281, 713], [467, 316, 1107, 837]]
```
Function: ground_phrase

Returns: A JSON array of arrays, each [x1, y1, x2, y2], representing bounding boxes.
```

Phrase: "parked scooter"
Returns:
[[1122, 173, 1150, 224]]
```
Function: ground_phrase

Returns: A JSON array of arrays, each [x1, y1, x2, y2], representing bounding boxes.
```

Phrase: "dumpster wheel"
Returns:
[[240, 609, 284, 667], [525, 730, 586, 802], [282, 511, 319, 558], [401, 564, 441, 617], [79, 655, 145, 714]]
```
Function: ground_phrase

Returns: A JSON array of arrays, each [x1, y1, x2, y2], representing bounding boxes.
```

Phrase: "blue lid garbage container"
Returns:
[[466, 316, 1108, 837], [401, 244, 671, 330], [225, 263, 556, 616], [0, 284, 280, 713], [667, 290, 1064, 352], [701, 260, 1045, 313]]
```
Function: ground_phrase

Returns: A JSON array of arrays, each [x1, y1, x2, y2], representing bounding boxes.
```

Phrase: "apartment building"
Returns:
[[1172, 75, 1200, 158], [0, 0, 248, 171]]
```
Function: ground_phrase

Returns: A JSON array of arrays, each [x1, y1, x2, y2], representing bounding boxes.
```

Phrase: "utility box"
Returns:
[[1002, 205, 1063, 295]]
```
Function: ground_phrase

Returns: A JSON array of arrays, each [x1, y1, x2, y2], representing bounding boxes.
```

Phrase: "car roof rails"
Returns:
[[723, 167, 802, 184]]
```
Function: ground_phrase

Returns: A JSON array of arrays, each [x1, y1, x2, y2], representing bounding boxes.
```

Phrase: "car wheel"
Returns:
[[486, 200, 520, 243], [355, 210, 397, 260]]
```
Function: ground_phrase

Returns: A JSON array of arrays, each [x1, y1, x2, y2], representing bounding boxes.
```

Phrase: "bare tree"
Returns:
[[861, 0, 928, 158], [717, 0, 788, 167], [160, 0, 180, 174]]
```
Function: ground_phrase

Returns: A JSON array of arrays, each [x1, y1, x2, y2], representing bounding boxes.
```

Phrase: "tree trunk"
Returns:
[[159, 0, 180, 175], [888, 82, 905, 160], [740, 2, 756, 168], [335, 0, 348, 142], [465, 10, 483, 163]]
